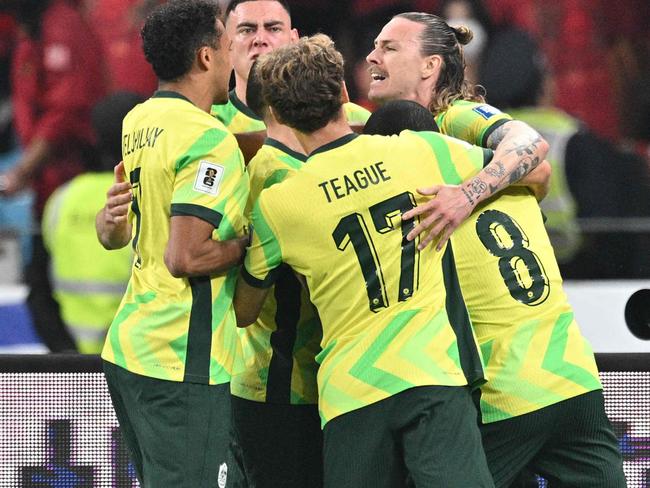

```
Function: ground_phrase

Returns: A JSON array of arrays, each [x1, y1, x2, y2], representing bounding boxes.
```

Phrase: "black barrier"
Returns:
[[0, 354, 648, 487]]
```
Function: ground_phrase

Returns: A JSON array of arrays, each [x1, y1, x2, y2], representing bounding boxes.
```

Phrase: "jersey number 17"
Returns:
[[332, 192, 420, 313]]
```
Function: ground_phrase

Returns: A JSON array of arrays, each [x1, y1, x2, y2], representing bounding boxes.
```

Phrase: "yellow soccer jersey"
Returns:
[[101, 91, 249, 385], [211, 91, 372, 134], [437, 100, 600, 423], [232, 138, 321, 404], [451, 188, 601, 422], [244, 131, 493, 426], [436, 99, 512, 146]]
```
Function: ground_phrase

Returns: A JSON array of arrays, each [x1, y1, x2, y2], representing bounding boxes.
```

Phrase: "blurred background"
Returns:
[[0, 0, 648, 354]]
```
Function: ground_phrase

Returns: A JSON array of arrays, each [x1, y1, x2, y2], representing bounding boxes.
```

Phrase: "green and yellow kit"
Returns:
[[211, 89, 371, 133], [243, 131, 492, 426], [437, 100, 601, 423], [232, 138, 321, 404], [102, 91, 249, 385]]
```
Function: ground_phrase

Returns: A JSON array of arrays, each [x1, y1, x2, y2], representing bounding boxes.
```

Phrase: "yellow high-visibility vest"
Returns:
[[509, 107, 582, 262], [43, 172, 132, 354]]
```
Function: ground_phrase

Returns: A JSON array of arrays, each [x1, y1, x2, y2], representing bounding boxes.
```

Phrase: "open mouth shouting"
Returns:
[[369, 70, 387, 85]]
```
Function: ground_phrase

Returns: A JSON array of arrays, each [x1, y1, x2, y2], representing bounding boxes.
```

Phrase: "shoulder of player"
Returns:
[[445, 99, 511, 121], [246, 144, 277, 177], [343, 102, 372, 123]]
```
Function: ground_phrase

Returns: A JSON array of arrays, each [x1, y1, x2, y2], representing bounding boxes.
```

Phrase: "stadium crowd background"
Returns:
[[0, 0, 648, 354]]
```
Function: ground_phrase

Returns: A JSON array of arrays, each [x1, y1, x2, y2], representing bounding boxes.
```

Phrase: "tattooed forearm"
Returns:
[[507, 155, 540, 184], [461, 120, 548, 208], [484, 161, 505, 178], [461, 176, 488, 206]]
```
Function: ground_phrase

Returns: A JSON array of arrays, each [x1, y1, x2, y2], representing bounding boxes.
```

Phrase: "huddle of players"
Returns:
[[97, 1, 627, 487]]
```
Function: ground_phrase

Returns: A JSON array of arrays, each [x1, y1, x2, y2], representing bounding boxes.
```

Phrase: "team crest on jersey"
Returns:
[[194, 161, 224, 196], [472, 105, 501, 119], [218, 462, 228, 488]]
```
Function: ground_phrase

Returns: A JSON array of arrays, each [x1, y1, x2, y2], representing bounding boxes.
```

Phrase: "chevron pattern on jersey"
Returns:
[[479, 312, 601, 423], [318, 309, 468, 425]]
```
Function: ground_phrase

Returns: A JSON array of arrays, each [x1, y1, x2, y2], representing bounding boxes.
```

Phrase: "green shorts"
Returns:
[[103, 360, 242, 488], [479, 390, 626, 488], [231, 395, 323, 488], [323, 385, 494, 488]]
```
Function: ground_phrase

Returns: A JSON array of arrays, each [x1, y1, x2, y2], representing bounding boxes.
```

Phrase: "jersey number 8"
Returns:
[[476, 209, 550, 306]]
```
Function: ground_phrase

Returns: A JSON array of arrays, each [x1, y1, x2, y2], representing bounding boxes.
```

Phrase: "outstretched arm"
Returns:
[[403, 120, 548, 250]]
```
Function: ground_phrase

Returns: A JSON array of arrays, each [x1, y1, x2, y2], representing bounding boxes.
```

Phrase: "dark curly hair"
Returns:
[[141, 0, 222, 82], [257, 34, 344, 133]]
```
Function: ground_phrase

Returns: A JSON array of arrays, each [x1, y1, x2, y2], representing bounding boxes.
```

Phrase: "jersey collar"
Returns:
[[229, 89, 263, 121], [309, 133, 358, 158], [265, 138, 308, 162], [152, 90, 193, 104]]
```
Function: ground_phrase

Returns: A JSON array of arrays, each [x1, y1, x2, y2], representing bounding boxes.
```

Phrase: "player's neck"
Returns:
[[266, 120, 305, 156], [294, 115, 353, 155], [158, 79, 214, 113], [234, 76, 247, 106]]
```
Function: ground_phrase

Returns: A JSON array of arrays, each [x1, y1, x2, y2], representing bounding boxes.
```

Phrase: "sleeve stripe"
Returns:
[[171, 203, 223, 228], [480, 118, 510, 148], [240, 266, 278, 288]]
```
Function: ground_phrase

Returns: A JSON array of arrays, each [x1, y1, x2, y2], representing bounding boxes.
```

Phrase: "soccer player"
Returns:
[[95, 2, 249, 486], [230, 62, 323, 487], [211, 0, 371, 134], [234, 34, 495, 488], [365, 16, 627, 487], [366, 12, 549, 250]]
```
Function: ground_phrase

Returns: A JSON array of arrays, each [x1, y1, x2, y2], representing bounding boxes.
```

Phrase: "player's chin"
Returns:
[[367, 82, 391, 102]]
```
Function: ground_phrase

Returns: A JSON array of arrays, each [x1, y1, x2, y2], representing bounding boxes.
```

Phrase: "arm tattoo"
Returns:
[[462, 176, 488, 206], [486, 124, 511, 149], [484, 161, 505, 178]]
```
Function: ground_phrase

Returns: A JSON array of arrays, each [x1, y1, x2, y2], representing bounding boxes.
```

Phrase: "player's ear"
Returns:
[[197, 45, 211, 71], [422, 54, 442, 79], [341, 82, 350, 104], [290, 28, 299, 43]]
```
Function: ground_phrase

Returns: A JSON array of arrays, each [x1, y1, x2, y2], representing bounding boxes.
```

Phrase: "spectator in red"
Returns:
[[0, 0, 107, 352], [84, 0, 158, 97]]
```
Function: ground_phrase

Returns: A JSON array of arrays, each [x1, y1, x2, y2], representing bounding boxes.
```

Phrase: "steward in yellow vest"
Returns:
[[42, 92, 143, 353]]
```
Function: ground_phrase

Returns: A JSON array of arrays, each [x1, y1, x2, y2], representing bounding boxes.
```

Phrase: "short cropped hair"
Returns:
[[257, 34, 344, 133], [363, 100, 439, 136], [142, 0, 222, 82], [245, 61, 266, 119], [225, 0, 291, 19]]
